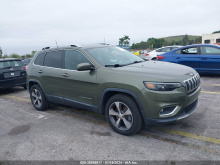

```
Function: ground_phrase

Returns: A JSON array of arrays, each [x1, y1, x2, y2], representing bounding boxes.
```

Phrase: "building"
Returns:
[[202, 33, 220, 45]]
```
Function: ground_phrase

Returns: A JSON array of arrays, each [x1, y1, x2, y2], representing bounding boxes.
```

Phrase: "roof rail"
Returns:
[[70, 44, 82, 48], [42, 47, 50, 50]]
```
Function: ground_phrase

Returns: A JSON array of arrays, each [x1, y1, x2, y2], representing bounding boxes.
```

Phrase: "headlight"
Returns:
[[144, 82, 183, 91]]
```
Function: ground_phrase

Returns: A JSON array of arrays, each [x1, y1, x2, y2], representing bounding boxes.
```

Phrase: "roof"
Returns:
[[182, 44, 220, 48], [40, 43, 113, 51], [0, 58, 21, 61]]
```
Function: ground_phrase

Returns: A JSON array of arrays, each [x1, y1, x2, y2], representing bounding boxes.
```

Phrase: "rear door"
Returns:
[[199, 45, 220, 73], [40, 50, 64, 103], [172, 46, 200, 69]]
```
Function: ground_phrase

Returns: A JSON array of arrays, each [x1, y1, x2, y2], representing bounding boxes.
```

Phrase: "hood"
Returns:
[[111, 61, 197, 82]]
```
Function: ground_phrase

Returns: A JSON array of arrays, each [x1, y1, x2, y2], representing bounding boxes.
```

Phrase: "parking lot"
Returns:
[[0, 75, 220, 162]]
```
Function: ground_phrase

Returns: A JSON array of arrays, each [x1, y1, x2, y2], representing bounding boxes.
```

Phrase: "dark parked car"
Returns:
[[157, 44, 220, 74], [0, 58, 27, 89], [27, 44, 200, 135]]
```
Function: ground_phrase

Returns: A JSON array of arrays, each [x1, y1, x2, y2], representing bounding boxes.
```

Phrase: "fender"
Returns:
[[100, 88, 148, 124], [28, 79, 46, 94]]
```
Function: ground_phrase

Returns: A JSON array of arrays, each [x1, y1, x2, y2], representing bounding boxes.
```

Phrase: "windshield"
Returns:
[[85, 46, 144, 66], [0, 60, 22, 69]]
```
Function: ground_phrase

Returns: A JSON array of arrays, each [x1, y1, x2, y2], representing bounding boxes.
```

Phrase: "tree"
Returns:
[[123, 35, 130, 49], [212, 30, 220, 34], [183, 34, 189, 45], [147, 38, 156, 49], [31, 51, 36, 56], [10, 53, 20, 58], [0, 47, 2, 58], [119, 37, 124, 48], [195, 37, 202, 44]]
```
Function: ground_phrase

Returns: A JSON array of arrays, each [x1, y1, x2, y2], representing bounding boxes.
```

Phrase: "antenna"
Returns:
[[55, 40, 58, 47]]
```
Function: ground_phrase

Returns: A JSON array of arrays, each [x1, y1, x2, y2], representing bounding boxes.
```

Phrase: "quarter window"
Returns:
[[64, 50, 90, 70], [34, 53, 45, 66], [200, 46, 220, 55], [44, 51, 63, 68]]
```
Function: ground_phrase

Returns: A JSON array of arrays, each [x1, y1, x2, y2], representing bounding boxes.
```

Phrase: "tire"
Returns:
[[23, 85, 27, 89], [105, 94, 143, 136], [30, 85, 49, 111]]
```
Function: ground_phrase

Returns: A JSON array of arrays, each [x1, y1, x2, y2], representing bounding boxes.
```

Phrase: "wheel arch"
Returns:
[[28, 79, 45, 94], [100, 88, 147, 122]]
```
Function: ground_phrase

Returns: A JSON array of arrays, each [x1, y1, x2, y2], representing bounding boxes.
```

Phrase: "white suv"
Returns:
[[144, 46, 182, 60]]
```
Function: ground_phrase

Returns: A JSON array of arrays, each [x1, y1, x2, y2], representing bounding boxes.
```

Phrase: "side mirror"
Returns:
[[77, 63, 95, 71]]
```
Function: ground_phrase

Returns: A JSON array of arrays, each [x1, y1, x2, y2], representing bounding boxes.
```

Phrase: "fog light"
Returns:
[[159, 106, 179, 117]]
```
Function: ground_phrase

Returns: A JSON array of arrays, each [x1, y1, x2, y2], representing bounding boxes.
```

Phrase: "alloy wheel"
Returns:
[[109, 101, 133, 131]]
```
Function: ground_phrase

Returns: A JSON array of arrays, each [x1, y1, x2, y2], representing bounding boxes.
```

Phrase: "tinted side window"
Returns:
[[64, 50, 90, 70], [44, 51, 63, 68], [175, 47, 197, 54], [156, 49, 162, 52], [35, 53, 45, 66], [200, 46, 220, 55]]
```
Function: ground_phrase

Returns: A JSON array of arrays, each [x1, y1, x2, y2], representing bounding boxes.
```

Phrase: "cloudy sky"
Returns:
[[0, 0, 219, 55]]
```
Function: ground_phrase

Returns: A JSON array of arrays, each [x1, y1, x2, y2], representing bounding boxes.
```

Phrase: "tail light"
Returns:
[[146, 53, 149, 56], [157, 56, 165, 60], [25, 66, 28, 70]]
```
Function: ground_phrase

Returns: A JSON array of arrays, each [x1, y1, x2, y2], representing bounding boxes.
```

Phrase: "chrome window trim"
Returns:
[[63, 49, 96, 71], [33, 49, 96, 71]]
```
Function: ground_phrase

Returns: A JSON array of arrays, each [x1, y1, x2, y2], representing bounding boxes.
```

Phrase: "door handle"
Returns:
[[38, 70, 43, 73], [62, 73, 70, 77]]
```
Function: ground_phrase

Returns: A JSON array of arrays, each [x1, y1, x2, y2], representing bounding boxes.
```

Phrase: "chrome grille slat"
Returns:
[[183, 73, 200, 94]]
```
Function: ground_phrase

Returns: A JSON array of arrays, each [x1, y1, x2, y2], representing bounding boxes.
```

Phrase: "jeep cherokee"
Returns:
[[27, 44, 200, 135]]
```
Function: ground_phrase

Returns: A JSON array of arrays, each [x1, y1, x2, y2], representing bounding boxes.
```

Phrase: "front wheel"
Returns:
[[30, 85, 49, 111], [105, 94, 143, 135]]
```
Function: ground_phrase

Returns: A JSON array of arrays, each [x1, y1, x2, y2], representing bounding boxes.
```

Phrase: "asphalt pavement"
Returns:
[[0, 74, 220, 164]]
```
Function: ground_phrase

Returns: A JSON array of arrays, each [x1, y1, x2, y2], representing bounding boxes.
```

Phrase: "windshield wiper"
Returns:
[[126, 60, 144, 66], [105, 61, 144, 67], [133, 61, 143, 63], [105, 64, 123, 67]]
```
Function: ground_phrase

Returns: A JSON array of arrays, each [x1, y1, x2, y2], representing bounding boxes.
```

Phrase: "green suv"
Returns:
[[27, 44, 200, 135]]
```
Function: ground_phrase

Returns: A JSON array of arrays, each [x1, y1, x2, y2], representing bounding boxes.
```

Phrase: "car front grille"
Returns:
[[183, 73, 200, 94]]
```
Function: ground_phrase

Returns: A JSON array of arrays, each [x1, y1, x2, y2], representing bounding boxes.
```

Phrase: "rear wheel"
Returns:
[[105, 94, 143, 135], [30, 85, 49, 111]]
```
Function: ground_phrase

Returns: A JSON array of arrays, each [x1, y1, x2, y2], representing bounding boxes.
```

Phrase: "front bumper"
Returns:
[[138, 85, 201, 125], [145, 98, 198, 125]]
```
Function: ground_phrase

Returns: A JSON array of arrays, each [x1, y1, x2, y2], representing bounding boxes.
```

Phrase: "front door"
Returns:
[[60, 49, 98, 111], [172, 46, 200, 70]]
